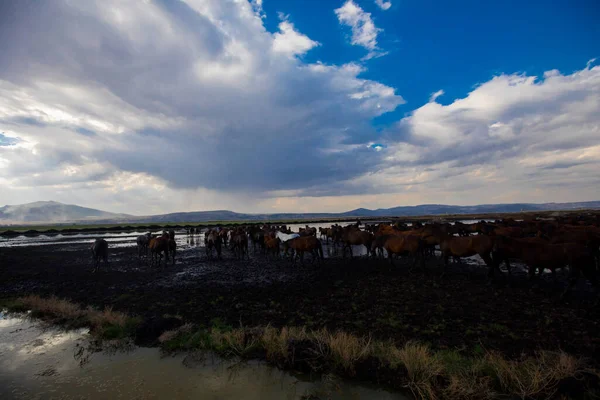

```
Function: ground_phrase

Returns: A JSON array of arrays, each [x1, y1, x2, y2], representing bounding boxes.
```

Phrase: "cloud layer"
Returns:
[[0, 0, 599, 214], [335, 0, 384, 59], [374, 0, 392, 11]]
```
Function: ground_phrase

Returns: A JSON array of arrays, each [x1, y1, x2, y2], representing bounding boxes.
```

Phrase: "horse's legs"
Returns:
[[482, 253, 497, 283], [561, 266, 581, 300]]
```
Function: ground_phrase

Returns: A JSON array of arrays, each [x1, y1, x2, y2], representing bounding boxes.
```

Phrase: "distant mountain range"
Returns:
[[1, 200, 599, 225], [0, 201, 130, 224]]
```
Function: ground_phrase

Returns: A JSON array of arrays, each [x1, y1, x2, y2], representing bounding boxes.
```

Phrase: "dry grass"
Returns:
[[485, 350, 583, 398], [210, 328, 258, 356], [12, 295, 139, 340], [158, 323, 193, 343], [260, 325, 307, 362], [442, 359, 493, 399], [156, 324, 594, 399], [19, 295, 85, 320], [88, 306, 130, 329], [391, 341, 443, 399], [313, 329, 372, 374]]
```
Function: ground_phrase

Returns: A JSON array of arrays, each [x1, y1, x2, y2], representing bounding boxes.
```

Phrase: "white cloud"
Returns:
[[429, 89, 444, 102], [335, 0, 384, 58], [358, 62, 600, 204], [0, 0, 404, 213], [272, 15, 320, 56], [0, 1, 598, 214], [374, 0, 392, 10]]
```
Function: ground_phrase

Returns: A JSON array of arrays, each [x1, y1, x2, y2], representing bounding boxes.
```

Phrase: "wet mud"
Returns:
[[1, 234, 599, 365]]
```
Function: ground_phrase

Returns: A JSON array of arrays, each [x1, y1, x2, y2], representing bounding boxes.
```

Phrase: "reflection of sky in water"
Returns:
[[0, 315, 407, 400]]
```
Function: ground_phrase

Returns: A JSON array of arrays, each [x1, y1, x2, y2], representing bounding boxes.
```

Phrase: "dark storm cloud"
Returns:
[[0, 0, 599, 208]]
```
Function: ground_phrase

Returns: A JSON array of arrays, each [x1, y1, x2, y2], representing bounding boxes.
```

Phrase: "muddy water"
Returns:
[[0, 314, 407, 400]]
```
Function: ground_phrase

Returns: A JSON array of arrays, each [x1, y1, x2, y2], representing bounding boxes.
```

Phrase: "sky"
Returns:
[[0, 0, 599, 215]]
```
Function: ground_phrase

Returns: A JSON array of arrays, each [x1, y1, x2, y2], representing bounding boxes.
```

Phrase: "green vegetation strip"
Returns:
[[4, 296, 599, 399]]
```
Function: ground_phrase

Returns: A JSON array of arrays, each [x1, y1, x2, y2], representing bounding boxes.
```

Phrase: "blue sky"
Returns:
[[0, 0, 599, 215], [265, 0, 600, 122]]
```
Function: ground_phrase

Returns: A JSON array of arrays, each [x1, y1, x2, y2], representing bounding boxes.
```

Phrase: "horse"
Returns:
[[265, 237, 281, 259], [149, 234, 170, 266], [91, 238, 108, 272], [136, 232, 152, 259], [382, 234, 425, 268], [282, 236, 324, 264], [301, 225, 317, 237], [276, 231, 300, 243], [318, 227, 328, 241], [248, 228, 265, 254], [435, 232, 496, 277], [230, 232, 249, 260], [453, 221, 472, 237], [371, 234, 391, 258], [219, 228, 229, 247], [168, 230, 176, 265], [205, 230, 222, 259], [340, 226, 374, 257], [492, 235, 598, 297]]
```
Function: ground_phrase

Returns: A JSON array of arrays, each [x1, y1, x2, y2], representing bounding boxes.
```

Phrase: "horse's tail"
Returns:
[[317, 240, 324, 260]]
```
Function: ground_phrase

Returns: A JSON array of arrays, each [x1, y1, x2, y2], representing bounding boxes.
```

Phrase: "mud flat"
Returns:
[[1, 235, 599, 398]]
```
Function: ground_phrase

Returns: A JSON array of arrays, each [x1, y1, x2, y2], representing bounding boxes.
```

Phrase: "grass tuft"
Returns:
[[314, 329, 372, 374], [486, 350, 584, 398], [393, 341, 443, 399], [7, 295, 139, 340], [19, 295, 85, 321]]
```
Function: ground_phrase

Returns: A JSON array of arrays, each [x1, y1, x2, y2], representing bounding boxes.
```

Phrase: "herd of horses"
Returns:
[[89, 215, 600, 296]]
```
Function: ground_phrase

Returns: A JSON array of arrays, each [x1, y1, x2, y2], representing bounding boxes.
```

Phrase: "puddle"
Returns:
[[0, 314, 407, 399]]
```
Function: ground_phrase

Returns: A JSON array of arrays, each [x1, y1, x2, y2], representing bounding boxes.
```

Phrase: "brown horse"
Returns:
[[205, 230, 222, 259], [436, 232, 495, 276], [283, 236, 324, 264], [219, 228, 229, 247], [341, 226, 374, 257], [230, 232, 249, 260], [382, 234, 425, 268], [299, 225, 317, 237], [371, 234, 390, 258], [149, 235, 170, 266], [91, 238, 108, 272], [492, 235, 598, 296], [264, 237, 281, 259]]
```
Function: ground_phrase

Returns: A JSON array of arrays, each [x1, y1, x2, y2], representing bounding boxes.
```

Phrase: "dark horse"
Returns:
[[205, 230, 222, 259], [91, 238, 108, 272], [231, 231, 249, 260]]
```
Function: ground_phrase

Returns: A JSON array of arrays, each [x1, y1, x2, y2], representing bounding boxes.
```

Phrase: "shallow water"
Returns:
[[0, 314, 407, 400], [0, 219, 484, 250]]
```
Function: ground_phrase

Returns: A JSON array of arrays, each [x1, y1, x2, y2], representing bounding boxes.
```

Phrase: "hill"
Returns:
[[1, 200, 599, 225], [0, 201, 131, 224]]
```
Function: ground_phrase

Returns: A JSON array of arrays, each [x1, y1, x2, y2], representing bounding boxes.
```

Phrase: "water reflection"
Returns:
[[0, 315, 406, 400]]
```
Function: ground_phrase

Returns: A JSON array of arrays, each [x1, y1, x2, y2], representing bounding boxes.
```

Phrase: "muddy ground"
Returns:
[[1, 239, 599, 365]]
